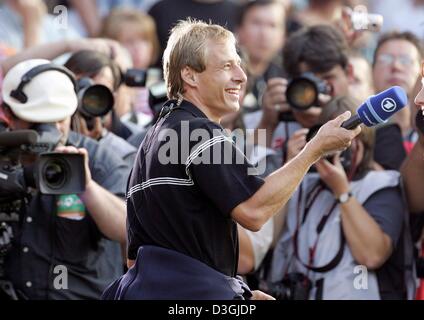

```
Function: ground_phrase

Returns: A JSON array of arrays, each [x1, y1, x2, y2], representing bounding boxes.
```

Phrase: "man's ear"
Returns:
[[181, 66, 198, 88]]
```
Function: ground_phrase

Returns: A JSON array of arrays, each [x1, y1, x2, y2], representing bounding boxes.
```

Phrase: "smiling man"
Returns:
[[102, 19, 360, 300]]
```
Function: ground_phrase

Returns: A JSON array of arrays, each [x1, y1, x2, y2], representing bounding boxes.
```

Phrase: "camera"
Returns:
[[286, 72, 332, 110], [77, 77, 115, 130], [121, 68, 148, 87], [350, 5, 383, 32], [148, 81, 168, 118], [0, 124, 85, 198], [0, 124, 85, 299], [269, 272, 312, 300]]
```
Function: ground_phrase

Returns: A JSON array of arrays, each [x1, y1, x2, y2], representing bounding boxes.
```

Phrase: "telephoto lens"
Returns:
[[77, 77, 115, 123], [286, 72, 331, 110]]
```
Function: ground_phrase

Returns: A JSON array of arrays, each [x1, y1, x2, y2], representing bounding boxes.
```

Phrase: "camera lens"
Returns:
[[286, 78, 318, 110], [79, 85, 114, 117], [42, 159, 69, 190]]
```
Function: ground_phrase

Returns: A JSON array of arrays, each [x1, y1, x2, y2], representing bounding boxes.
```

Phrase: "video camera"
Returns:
[[0, 123, 85, 203], [0, 124, 86, 296]]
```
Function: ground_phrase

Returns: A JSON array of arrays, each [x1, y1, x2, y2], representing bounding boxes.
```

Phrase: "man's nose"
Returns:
[[233, 65, 247, 84], [414, 84, 424, 107], [391, 57, 405, 71]]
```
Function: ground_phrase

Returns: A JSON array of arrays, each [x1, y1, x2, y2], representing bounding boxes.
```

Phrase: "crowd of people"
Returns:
[[1, 0, 424, 300]]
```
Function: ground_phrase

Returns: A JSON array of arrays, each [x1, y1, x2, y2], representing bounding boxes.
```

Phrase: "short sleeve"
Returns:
[[187, 127, 264, 217], [363, 186, 405, 247]]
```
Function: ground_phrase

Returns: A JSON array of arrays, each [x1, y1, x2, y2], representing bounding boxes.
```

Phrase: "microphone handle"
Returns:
[[341, 114, 362, 130]]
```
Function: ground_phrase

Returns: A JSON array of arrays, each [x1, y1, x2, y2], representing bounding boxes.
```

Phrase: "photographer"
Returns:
[[256, 24, 406, 173], [0, 59, 128, 299], [64, 50, 137, 167], [269, 96, 415, 300]]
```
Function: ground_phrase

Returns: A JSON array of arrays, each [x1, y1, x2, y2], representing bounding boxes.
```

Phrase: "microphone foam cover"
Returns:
[[357, 86, 407, 127]]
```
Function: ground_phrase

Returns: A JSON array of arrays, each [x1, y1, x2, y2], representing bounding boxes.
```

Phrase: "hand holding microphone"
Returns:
[[308, 111, 361, 160]]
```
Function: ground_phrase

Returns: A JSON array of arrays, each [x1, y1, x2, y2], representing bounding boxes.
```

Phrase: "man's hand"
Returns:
[[55, 145, 92, 187], [337, 6, 366, 45], [251, 290, 276, 300], [260, 78, 290, 130], [308, 111, 361, 161], [286, 128, 308, 162], [75, 114, 103, 141], [315, 153, 350, 197]]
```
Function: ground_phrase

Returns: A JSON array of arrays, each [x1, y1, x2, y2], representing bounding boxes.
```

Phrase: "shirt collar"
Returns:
[[166, 99, 208, 119]]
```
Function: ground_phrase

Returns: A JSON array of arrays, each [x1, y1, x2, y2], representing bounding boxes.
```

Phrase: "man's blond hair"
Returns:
[[163, 19, 235, 99]]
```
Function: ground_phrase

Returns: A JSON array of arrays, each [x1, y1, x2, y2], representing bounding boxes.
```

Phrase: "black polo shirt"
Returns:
[[127, 100, 264, 277]]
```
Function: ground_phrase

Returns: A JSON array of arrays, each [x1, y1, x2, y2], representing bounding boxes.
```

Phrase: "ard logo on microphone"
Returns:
[[381, 98, 397, 112]]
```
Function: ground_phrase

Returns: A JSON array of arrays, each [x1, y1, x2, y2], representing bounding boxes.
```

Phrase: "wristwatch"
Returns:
[[337, 192, 352, 204]]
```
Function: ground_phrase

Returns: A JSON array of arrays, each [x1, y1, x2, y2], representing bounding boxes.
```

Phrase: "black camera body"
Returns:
[[269, 272, 312, 300], [286, 72, 332, 111], [121, 68, 148, 87], [0, 124, 85, 199]]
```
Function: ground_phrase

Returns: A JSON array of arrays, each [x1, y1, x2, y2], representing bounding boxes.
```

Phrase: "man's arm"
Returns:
[[232, 111, 361, 231], [0, 38, 122, 75], [314, 155, 401, 270], [80, 180, 127, 244], [401, 135, 424, 213], [13, 0, 46, 48], [338, 196, 393, 269], [68, 0, 102, 37]]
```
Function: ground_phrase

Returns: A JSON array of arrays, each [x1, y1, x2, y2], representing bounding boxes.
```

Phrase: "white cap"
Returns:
[[2, 59, 78, 123]]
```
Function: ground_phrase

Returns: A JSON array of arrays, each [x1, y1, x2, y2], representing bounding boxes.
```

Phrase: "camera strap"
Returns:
[[293, 183, 345, 273]]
